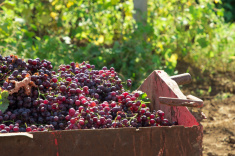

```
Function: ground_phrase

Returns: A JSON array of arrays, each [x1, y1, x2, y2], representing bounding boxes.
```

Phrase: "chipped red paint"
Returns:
[[55, 138, 58, 146], [51, 132, 59, 156]]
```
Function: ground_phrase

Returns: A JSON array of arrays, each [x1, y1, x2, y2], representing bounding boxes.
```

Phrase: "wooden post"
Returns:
[[133, 0, 147, 25]]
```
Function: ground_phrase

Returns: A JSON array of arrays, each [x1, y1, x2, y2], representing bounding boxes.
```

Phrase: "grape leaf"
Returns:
[[0, 90, 9, 113], [138, 91, 150, 103], [1, 90, 9, 98], [141, 93, 148, 99], [58, 76, 62, 82]]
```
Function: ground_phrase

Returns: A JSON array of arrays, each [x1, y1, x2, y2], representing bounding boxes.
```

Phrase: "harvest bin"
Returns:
[[0, 70, 204, 156]]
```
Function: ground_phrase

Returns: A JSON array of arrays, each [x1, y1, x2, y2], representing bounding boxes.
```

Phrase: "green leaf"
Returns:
[[208, 86, 212, 93], [3, 1, 15, 10], [0, 90, 9, 113], [189, 6, 195, 15], [1, 90, 9, 98], [197, 37, 208, 48], [57, 76, 63, 82], [141, 93, 147, 99], [30, 24, 38, 31], [136, 91, 150, 103]]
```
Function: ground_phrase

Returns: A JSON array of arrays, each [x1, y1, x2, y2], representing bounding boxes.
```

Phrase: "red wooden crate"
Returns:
[[0, 70, 204, 156]]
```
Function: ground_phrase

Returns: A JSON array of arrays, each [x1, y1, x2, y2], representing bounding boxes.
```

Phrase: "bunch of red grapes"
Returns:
[[0, 55, 177, 133]]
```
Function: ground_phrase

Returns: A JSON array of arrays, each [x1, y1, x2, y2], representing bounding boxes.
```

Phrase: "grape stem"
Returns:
[[127, 113, 138, 125]]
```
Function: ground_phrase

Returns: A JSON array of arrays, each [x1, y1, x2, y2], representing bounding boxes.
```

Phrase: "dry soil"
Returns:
[[200, 95, 235, 156]]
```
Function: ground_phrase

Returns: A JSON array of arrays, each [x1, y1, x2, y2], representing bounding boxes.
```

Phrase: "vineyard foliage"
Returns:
[[216, 0, 235, 22], [0, 0, 235, 89]]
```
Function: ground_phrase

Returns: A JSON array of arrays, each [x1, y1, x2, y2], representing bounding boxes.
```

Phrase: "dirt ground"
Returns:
[[176, 60, 235, 155], [182, 87, 235, 156], [200, 95, 235, 156]]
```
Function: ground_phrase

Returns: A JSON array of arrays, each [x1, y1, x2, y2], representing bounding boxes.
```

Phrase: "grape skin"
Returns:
[[0, 55, 177, 133]]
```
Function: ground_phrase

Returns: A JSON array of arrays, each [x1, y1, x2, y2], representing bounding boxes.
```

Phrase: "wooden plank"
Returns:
[[170, 73, 192, 85], [0, 126, 202, 156], [159, 96, 203, 108]]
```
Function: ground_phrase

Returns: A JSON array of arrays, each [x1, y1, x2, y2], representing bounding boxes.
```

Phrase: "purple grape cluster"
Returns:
[[0, 55, 177, 133]]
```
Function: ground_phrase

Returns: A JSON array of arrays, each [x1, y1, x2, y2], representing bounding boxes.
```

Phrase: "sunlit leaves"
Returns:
[[0, 89, 9, 113]]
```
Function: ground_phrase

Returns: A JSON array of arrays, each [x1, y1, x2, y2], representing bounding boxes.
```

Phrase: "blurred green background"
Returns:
[[0, 0, 234, 91]]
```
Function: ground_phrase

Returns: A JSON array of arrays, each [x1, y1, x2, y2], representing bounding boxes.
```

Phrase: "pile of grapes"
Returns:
[[0, 55, 177, 133]]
